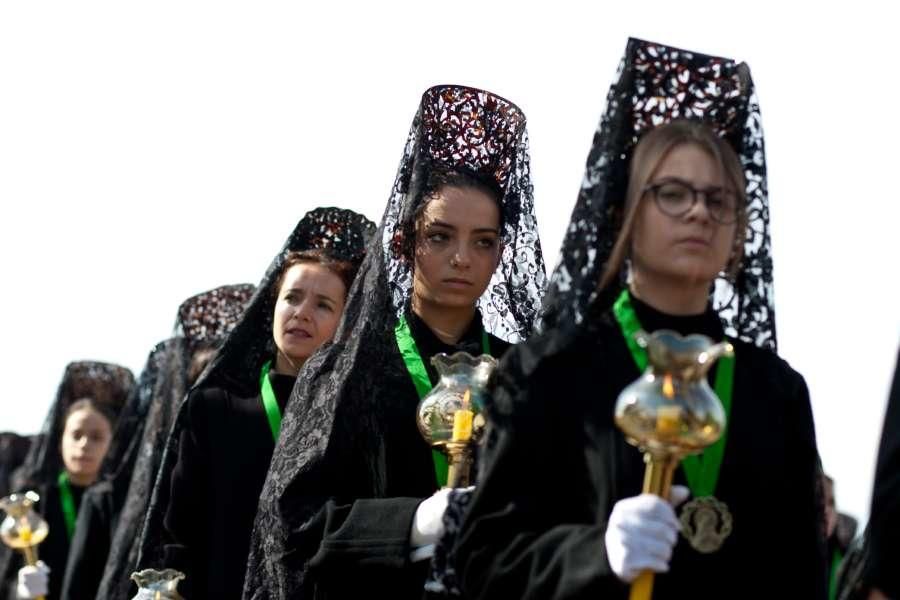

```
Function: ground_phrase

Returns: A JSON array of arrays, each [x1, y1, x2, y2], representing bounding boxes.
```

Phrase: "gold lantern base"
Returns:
[[443, 441, 474, 489]]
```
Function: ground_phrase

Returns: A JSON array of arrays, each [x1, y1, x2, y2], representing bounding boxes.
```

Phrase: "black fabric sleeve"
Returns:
[[302, 497, 430, 596], [161, 389, 211, 596], [308, 497, 421, 570], [59, 487, 112, 600], [456, 345, 627, 600], [864, 348, 900, 596], [780, 368, 829, 598]]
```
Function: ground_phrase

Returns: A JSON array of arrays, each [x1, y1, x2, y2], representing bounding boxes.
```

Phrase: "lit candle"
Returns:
[[656, 405, 682, 437], [452, 390, 474, 442], [19, 523, 32, 545], [662, 374, 675, 399]]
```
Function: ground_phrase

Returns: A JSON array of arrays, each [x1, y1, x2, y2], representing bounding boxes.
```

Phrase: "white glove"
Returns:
[[410, 488, 452, 549], [17, 561, 50, 599], [604, 485, 690, 583]]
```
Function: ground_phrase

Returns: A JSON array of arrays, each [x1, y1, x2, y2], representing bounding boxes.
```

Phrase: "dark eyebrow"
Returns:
[[287, 288, 338, 304], [426, 220, 456, 230], [653, 176, 726, 192], [426, 220, 499, 235]]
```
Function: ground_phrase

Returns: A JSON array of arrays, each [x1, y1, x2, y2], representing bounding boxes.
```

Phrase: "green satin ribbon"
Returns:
[[57, 470, 77, 541], [612, 289, 735, 498], [259, 360, 283, 443], [394, 314, 489, 487], [828, 547, 843, 600]]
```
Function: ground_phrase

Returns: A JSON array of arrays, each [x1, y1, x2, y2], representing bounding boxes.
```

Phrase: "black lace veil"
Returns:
[[540, 38, 775, 351], [134, 208, 375, 576], [1, 361, 133, 590], [13, 361, 135, 492], [98, 341, 175, 487], [95, 284, 255, 600], [244, 85, 547, 599]]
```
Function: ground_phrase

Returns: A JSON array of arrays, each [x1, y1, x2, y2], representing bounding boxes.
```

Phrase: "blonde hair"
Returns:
[[597, 120, 748, 292]]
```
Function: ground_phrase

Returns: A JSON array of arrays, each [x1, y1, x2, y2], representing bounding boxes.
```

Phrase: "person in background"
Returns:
[[138, 207, 374, 600], [1, 362, 133, 599]]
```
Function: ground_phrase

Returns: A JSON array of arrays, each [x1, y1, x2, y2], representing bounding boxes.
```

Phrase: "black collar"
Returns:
[[629, 294, 725, 340], [406, 307, 485, 359]]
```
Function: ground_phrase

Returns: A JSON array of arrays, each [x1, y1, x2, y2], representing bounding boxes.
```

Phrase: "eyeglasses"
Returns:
[[642, 179, 739, 225]]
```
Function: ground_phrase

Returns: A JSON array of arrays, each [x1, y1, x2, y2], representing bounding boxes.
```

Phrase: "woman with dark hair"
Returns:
[[136, 208, 375, 600], [244, 85, 546, 600], [0, 361, 134, 600], [454, 40, 826, 600], [58, 284, 255, 600]]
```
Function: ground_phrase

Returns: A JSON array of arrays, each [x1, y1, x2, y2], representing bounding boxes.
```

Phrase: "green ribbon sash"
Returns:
[[612, 289, 735, 498], [57, 470, 77, 541], [259, 360, 283, 443], [395, 314, 489, 487]]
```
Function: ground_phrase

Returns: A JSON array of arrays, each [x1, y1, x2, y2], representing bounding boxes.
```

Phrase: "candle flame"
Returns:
[[462, 389, 470, 409], [662, 374, 675, 399]]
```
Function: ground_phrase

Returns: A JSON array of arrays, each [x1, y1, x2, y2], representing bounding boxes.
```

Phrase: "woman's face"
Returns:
[[272, 262, 347, 370], [631, 143, 737, 287], [412, 186, 502, 310], [60, 405, 113, 484]]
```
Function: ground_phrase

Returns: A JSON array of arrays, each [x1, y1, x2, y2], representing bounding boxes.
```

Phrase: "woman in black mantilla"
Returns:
[[455, 39, 826, 600], [59, 284, 255, 600], [243, 85, 546, 600], [1, 361, 134, 600], [136, 207, 374, 600]]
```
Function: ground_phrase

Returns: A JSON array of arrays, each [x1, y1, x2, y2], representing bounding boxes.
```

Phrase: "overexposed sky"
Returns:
[[1, 1, 897, 526]]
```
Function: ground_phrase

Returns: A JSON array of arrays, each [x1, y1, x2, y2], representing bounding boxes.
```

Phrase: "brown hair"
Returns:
[[597, 119, 748, 292], [187, 344, 218, 386], [392, 164, 504, 262], [271, 249, 359, 300], [63, 398, 117, 430]]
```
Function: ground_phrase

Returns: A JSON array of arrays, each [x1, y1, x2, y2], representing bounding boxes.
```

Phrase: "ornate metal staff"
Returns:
[[1, 491, 49, 600], [614, 330, 732, 600]]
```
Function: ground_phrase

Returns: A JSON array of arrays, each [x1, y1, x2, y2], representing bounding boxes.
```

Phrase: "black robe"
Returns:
[[2, 481, 85, 600], [58, 477, 126, 600], [863, 347, 900, 596], [456, 297, 826, 600], [161, 371, 293, 600], [293, 310, 510, 600]]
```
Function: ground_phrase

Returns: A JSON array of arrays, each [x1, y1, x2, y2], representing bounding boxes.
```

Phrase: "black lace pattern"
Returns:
[[134, 208, 375, 578], [97, 283, 255, 600], [540, 38, 776, 351], [385, 85, 545, 342], [13, 361, 135, 491], [177, 284, 257, 349], [424, 488, 474, 597], [245, 85, 546, 600], [0, 361, 133, 592]]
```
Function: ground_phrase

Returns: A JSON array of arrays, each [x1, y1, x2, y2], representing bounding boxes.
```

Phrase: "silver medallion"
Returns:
[[679, 496, 733, 553]]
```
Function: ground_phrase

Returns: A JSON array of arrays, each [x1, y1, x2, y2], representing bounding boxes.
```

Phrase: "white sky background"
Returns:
[[1, 1, 898, 526]]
